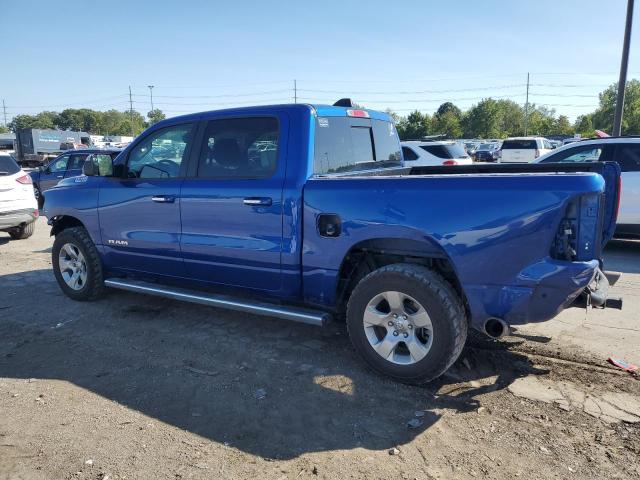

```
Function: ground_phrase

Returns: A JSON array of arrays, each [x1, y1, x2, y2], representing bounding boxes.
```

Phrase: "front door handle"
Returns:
[[243, 197, 272, 206], [151, 195, 176, 203], [56, 175, 64, 178]]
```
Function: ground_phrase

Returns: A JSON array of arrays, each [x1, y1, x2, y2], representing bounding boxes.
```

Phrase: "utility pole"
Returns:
[[613, 0, 634, 136], [129, 86, 134, 136], [524, 72, 530, 136], [148, 85, 155, 113], [2, 99, 6, 127], [294, 79, 297, 103]]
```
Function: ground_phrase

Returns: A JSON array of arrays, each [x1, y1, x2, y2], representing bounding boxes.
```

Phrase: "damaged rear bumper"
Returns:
[[464, 258, 622, 331]]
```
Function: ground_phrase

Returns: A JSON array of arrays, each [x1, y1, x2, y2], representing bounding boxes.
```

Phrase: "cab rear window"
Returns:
[[502, 140, 537, 149], [314, 117, 401, 174]]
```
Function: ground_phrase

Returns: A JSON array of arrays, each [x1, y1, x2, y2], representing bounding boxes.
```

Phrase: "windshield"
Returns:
[[314, 117, 401, 174], [478, 143, 494, 150], [0, 155, 20, 175]]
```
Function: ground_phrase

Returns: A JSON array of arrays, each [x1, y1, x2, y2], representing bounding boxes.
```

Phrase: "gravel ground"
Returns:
[[1, 217, 639, 480]]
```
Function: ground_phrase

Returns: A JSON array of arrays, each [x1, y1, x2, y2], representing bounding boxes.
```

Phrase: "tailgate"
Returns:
[[407, 161, 622, 249], [502, 149, 534, 163]]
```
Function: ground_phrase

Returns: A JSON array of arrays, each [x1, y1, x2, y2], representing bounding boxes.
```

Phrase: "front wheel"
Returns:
[[52, 227, 105, 301], [346, 263, 467, 384]]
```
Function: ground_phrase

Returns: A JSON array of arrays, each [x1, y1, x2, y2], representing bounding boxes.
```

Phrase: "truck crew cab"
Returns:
[[43, 102, 621, 384]]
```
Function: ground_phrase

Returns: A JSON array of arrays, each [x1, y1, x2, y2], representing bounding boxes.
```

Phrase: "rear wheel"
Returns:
[[8, 221, 35, 240], [346, 263, 467, 384], [52, 227, 105, 301]]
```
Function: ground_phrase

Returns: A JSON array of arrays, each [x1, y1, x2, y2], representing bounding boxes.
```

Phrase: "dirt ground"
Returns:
[[1, 217, 639, 480]]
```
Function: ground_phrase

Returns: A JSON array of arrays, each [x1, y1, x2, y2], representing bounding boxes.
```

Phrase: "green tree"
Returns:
[[9, 114, 39, 131], [574, 114, 594, 137], [147, 109, 166, 125], [462, 98, 502, 138], [525, 105, 557, 135], [554, 115, 573, 135], [592, 79, 640, 135], [0, 125, 8, 134], [396, 110, 431, 140], [496, 99, 525, 137], [433, 102, 462, 138]]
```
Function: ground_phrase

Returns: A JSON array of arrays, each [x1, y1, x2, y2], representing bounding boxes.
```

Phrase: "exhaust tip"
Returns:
[[484, 318, 510, 339]]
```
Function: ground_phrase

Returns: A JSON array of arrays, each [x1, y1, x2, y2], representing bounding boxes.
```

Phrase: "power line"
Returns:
[[130, 89, 291, 99]]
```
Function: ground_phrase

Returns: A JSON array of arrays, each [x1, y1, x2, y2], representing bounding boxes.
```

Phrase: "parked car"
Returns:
[[499, 137, 553, 163], [465, 141, 480, 157], [473, 143, 501, 162], [536, 137, 640, 237], [30, 149, 120, 207], [401, 140, 473, 166], [0, 152, 38, 239], [43, 103, 620, 384]]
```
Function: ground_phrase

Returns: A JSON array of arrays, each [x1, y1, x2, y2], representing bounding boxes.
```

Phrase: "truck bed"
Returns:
[[406, 161, 621, 246]]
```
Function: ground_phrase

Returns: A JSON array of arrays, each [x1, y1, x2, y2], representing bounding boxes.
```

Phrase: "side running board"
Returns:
[[104, 278, 331, 327]]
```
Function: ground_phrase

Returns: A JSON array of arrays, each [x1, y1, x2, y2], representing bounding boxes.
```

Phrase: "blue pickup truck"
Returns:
[[42, 102, 621, 384]]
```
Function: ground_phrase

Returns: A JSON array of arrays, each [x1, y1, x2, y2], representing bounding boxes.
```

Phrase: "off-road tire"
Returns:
[[346, 263, 467, 384], [52, 227, 105, 301], [8, 221, 35, 240]]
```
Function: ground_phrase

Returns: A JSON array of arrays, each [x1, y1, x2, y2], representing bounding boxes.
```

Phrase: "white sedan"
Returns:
[[0, 152, 38, 239]]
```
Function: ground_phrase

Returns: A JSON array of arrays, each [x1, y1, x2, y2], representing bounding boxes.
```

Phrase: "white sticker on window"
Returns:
[[318, 118, 329, 128]]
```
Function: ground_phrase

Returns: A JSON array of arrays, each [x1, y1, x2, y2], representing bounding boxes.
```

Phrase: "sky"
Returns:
[[1, 0, 639, 124]]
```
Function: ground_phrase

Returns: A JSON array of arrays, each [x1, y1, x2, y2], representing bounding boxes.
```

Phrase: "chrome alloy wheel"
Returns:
[[363, 291, 434, 365], [58, 243, 88, 291]]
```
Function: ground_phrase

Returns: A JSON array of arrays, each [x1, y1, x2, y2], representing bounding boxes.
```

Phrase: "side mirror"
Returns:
[[82, 160, 97, 176]]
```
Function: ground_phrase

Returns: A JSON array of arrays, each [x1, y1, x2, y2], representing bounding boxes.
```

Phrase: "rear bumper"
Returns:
[[464, 258, 601, 330], [0, 208, 38, 230]]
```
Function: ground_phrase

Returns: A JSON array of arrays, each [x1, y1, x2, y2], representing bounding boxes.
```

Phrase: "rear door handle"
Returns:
[[151, 195, 176, 203], [243, 197, 272, 206]]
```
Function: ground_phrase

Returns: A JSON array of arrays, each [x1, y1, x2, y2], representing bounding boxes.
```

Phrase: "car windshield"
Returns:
[[478, 143, 493, 150], [502, 139, 537, 149], [0, 155, 20, 175]]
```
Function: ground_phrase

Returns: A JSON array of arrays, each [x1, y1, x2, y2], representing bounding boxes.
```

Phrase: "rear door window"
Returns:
[[314, 117, 401, 174], [196, 116, 279, 179], [616, 144, 640, 172], [502, 139, 537, 149]]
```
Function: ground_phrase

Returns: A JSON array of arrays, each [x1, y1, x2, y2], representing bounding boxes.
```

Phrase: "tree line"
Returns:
[[392, 80, 640, 140], [1, 80, 638, 140], [0, 109, 166, 136]]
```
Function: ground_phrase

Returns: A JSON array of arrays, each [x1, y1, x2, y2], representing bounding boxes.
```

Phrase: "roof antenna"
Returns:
[[333, 98, 354, 107]]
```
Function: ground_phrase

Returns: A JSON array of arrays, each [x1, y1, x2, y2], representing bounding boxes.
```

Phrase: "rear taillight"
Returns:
[[16, 174, 32, 184], [535, 149, 541, 158], [33, 209, 39, 218], [442, 160, 458, 166], [346, 109, 370, 118]]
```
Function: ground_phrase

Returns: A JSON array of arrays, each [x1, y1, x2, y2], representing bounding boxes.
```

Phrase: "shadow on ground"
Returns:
[[0, 269, 547, 460], [604, 239, 640, 274]]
